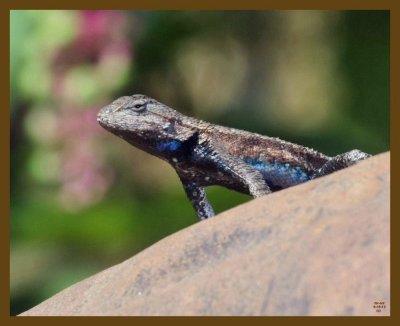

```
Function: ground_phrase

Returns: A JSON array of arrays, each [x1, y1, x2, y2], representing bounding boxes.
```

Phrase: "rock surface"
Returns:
[[21, 152, 390, 316]]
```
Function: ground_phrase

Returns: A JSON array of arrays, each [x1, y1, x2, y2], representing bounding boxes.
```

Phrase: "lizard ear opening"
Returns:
[[182, 131, 199, 152]]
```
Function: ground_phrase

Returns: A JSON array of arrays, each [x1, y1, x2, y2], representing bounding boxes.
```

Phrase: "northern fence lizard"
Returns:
[[98, 94, 371, 220]]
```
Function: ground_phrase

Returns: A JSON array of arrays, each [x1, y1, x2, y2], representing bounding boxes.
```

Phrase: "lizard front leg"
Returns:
[[178, 176, 215, 220], [176, 137, 272, 220], [312, 149, 371, 178]]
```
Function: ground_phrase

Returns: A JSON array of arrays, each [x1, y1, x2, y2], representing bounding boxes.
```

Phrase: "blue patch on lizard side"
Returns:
[[244, 157, 311, 188], [156, 140, 183, 153]]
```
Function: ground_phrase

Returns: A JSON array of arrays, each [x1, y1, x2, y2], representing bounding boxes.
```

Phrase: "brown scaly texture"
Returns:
[[97, 94, 370, 219]]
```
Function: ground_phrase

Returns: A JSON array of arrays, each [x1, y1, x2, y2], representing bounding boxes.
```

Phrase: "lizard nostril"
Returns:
[[97, 107, 109, 124], [97, 110, 104, 122]]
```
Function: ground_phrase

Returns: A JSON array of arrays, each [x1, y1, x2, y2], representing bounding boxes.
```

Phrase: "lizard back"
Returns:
[[201, 124, 330, 189]]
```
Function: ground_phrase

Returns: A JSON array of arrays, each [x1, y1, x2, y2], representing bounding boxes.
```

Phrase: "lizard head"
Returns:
[[97, 94, 194, 158]]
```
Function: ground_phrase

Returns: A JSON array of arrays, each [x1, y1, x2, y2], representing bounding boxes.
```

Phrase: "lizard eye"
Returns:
[[129, 102, 147, 112]]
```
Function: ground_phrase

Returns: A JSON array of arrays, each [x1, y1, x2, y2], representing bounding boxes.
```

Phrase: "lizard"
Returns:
[[97, 94, 371, 220]]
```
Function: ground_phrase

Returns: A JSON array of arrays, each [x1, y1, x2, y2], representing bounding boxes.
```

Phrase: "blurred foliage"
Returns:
[[10, 10, 389, 315]]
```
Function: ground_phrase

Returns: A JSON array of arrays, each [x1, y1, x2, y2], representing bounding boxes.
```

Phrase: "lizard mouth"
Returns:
[[97, 107, 113, 130], [97, 111, 106, 125]]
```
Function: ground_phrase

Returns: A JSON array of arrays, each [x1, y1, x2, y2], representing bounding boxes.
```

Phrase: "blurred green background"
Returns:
[[10, 10, 389, 315]]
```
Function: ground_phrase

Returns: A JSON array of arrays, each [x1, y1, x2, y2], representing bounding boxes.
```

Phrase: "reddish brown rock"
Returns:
[[21, 152, 390, 316]]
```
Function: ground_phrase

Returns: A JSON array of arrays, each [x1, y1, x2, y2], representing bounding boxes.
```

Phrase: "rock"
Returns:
[[21, 152, 390, 316]]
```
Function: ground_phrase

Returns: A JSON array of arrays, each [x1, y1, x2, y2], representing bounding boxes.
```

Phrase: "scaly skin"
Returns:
[[97, 94, 371, 220]]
